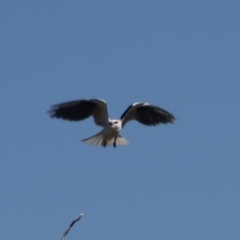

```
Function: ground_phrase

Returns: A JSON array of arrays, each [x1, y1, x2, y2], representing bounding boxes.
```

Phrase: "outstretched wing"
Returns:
[[48, 99, 108, 127], [121, 103, 176, 128]]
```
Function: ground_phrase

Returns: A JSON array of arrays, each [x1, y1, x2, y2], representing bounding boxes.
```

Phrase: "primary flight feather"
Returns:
[[48, 99, 176, 148]]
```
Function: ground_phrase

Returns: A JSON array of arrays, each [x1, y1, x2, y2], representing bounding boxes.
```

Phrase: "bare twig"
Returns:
[[61, 213, 84, 240]]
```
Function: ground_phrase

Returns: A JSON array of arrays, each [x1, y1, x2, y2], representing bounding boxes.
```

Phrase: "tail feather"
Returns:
[[82, 131, 104, 146], [82, 132, 130, 147], [116, 135, 130, 146]]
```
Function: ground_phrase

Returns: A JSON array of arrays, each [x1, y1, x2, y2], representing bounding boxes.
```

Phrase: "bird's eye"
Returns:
[[114, 121, 118, 124]]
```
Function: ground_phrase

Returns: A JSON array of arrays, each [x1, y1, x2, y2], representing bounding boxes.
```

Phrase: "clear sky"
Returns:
[[1, 1, 240, 240]]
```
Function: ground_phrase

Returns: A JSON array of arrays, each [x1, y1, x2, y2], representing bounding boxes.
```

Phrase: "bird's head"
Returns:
[[108, 119, 122, 130]]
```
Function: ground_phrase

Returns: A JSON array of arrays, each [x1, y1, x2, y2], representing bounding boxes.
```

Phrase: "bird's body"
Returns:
[[48, 99, 175, 147], [82, 119, 125, 147]]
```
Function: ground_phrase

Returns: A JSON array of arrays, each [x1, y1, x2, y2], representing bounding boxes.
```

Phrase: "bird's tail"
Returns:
[[82, 131, 130, 147], [82, 131, 105, 146], [115, 135, 130, 146]]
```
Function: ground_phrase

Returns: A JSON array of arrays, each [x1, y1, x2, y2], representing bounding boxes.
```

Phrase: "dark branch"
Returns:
[[61, 213, 84, 240]]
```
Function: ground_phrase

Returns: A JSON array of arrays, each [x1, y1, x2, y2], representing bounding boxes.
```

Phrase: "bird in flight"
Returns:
[[48, 99, 176, 148]]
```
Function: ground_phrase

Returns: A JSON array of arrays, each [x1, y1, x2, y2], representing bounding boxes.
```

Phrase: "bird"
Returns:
[[48, 99, 176, 148]]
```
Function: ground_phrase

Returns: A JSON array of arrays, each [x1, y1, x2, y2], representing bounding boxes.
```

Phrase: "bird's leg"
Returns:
[[113, 136, 117, 148], [102, 139, 107, 147]]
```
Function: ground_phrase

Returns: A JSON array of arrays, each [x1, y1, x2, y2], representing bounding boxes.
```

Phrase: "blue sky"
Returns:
[[1, 1, 240, 239]]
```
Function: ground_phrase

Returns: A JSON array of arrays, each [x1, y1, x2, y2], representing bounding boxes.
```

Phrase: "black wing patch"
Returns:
[[48, 100, 97, 121], [120, 104, 133, 120]]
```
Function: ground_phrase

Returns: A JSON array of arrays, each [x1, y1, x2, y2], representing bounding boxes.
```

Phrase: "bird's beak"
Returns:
[[109, 122, 113, 125]]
